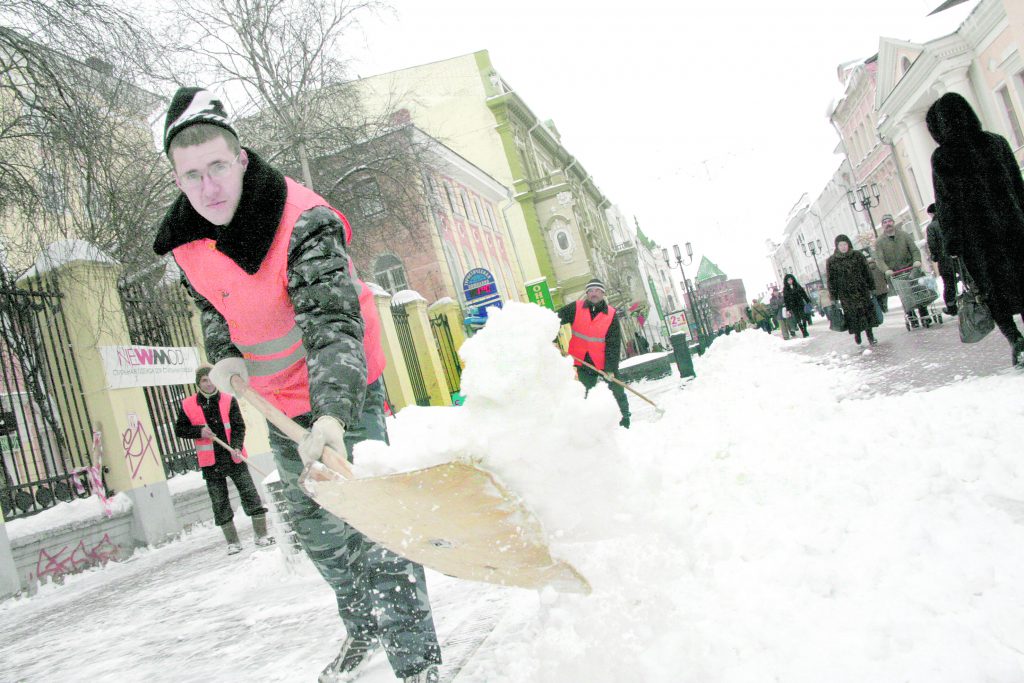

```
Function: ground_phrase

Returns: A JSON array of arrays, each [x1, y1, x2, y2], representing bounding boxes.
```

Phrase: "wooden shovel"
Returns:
[[227, 374, 591, 594]]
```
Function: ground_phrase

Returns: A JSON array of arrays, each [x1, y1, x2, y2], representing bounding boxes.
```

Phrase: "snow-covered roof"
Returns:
[[428, 296, 456, 311], [19, 239, 117, 281], [392, 289, 427, 306]]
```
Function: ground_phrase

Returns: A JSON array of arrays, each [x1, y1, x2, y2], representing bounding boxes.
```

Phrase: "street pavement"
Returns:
[[780, 300, 1019, 395]]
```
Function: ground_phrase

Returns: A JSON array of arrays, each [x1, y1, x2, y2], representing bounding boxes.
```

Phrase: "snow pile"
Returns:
[[356, 301, 632, 541], [363, 308, 1024, 682], [6, 492, 132, 542]]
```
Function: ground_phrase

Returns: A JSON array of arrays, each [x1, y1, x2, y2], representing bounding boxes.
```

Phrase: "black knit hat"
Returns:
[[195, 364, 213, 385], [163, 87, 238, 154], [834, 234, 853, 249], [585, 278, 605, 292]]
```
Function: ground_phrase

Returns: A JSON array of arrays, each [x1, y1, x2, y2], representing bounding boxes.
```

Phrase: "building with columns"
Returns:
[[877, 0, 1024, 234]]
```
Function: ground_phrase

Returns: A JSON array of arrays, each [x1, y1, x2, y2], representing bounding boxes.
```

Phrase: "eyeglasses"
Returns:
[[177, 155, 239, 190]]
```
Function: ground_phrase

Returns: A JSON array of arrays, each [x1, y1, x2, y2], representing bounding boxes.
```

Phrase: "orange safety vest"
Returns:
[[172, 178, 385, 418], [181, 392, 246, 468], [567, 299, 616, 371]]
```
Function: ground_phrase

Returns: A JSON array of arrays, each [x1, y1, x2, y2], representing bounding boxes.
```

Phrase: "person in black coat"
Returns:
[[826, 234, 878, 346], [782, 274, 812, 338], [927, 92, 1024, 365], [924, 203, 957, 315]]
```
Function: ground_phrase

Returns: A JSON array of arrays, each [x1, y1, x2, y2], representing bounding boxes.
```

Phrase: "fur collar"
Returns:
[[153, 149, 287, 274]]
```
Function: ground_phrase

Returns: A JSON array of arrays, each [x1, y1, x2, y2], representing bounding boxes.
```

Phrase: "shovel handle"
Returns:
[[206, 432, 270, 479], [228, 374, 354, 478], [573, 356, 662, 411]]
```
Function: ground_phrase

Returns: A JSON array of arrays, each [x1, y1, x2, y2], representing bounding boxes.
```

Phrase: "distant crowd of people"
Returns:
[[748, 94, 1024, 367]]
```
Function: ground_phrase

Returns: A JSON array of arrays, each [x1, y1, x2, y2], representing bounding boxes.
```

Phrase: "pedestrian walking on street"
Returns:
[[865, 251, 890, 313], [174, 365, 272, 554], [152, 87, 441, 683], [782, 274, 812, 338], [557, 278, 631, 428], [749, 299, 773, 334], [826, 234, 878, 346], [769, 287, 790, 339], [924, 202, 958, 315], [928, 92, 1024, 366], [872, 214, 929, 327]]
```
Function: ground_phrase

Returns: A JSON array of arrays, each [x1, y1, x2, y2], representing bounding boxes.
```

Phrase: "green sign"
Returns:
[[525, 278, 554, 309], [647, 276, 665, 320]]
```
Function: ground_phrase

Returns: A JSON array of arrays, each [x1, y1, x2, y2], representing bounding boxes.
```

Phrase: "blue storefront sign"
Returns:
[[463, 268, 502, 324]]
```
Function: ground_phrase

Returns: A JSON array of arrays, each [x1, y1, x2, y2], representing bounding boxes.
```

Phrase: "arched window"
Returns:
[[900, 56, 912, 75], [373, 254, 409, 294]]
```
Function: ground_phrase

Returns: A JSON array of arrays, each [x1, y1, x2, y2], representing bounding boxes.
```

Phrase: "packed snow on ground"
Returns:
[[5, 301, 1024, 682]]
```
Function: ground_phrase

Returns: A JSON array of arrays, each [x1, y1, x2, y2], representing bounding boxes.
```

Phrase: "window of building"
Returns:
[[486, 206, 499, 230], [472, 197, 484, 225], [997, 85, 1024, 148], [459, 190, 472, 219], [352, 177, 385, 217], [444, 182, 460, 215], [900, 56, 912, 75], [372, 254, 408, 295], [556, 231, 570, 251]]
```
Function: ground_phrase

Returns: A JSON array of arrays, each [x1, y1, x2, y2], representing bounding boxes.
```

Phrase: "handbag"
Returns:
[[803, 302, 813, 315], [954, 257, 994, 344], [829, 305, 847, 332], [872, 297, 884, 326]]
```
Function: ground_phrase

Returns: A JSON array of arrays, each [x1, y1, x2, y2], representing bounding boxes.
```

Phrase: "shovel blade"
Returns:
[[304, 461, 591, 594]]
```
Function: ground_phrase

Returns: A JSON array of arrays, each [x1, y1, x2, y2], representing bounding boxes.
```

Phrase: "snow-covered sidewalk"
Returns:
[[3, 304, 1024, 682]]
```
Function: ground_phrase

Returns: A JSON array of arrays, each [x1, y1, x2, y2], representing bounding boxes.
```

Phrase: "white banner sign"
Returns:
[[665, 310, 690, 336], [99, 346, 201, 388]]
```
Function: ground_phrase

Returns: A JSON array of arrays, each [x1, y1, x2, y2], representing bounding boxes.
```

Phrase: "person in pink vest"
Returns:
[[174, 365, 271, 554], [152, 88, 440, 683], [556, 278, 631, 428]]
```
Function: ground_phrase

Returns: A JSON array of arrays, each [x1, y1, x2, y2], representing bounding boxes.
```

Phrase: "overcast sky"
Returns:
[[349, 0, 976, 294]]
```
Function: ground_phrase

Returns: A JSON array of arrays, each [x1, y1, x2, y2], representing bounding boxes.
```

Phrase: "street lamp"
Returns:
[[662, 243, 712, 349], [847, 183, 881, 237], [799, 237, 825, 286]]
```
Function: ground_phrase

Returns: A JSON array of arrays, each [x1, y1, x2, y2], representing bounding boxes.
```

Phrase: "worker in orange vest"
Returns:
[[174, 365, 271, 554], [557, 278, 631, 428]]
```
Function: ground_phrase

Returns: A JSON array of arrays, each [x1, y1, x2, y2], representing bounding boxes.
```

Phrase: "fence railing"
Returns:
[[391, 303, 431, 407], [0, 273, 95, 520], [429, 315, 462, 395], [118, 278, 200, 478]]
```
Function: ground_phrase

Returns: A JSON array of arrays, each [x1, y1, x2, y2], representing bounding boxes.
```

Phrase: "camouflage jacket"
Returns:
[[153, 150, 367, 427]]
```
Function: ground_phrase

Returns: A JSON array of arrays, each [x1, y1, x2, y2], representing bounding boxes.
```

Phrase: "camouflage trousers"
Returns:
[[269, 379, 442, 678]]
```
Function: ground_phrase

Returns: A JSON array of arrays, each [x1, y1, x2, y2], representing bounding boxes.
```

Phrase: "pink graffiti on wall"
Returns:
[[34, 533, 121, 581], [121, 419, 158, 480]]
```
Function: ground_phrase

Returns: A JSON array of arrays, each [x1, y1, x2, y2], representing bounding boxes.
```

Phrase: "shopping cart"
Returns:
[[890, 266, 944, 331]]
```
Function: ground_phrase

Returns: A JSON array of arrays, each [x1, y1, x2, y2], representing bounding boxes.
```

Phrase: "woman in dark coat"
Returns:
[[927, 92, 1024, 365], [826, 234, 878, 345], [782, 274, 811, 338]]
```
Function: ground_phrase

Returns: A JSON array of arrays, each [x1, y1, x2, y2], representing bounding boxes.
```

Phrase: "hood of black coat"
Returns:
[[153, 149, 287, 275], [926, 92, 982, 146]]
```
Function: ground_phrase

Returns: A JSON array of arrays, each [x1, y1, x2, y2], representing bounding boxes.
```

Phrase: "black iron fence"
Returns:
[[0, 273, 94, 520], [118, 276, 200, 478], [429, 315, 461, 395], [391, 303, 431, 407]]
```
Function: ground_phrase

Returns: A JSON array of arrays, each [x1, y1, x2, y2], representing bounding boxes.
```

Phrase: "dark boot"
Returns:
[[252, 514, 275, 547], [220, 521, 242, 555], [866, 329, 877, 345], [1012, 337, 1024, 367], [854, 332, 862, 345], [319, 634, 380, 683]]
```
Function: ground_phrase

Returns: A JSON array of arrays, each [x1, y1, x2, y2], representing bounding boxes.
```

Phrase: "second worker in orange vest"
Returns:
[[557, 278, 631, 428], [173, 365, 271, 554]]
